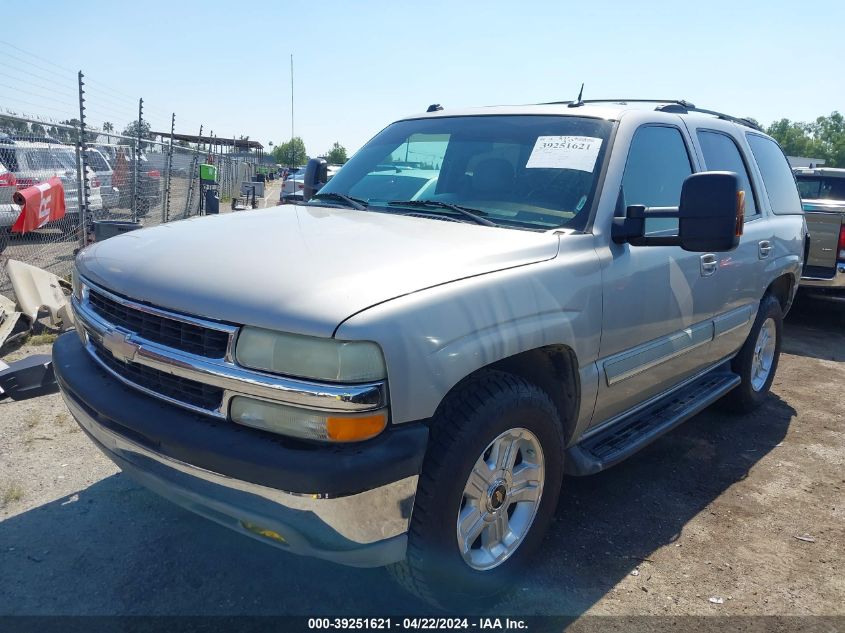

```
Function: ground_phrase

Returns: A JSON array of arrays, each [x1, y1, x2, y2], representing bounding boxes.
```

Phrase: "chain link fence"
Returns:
[[0, 41, 271, 302]]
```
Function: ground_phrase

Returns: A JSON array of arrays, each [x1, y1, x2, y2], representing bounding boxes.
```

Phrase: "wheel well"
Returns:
[[765, 274, 794, 313], [461, 345, 582, 444]]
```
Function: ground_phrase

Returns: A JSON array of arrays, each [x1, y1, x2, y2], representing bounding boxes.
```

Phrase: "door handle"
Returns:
[[700, 253, 718, 277], [758, 240, 772, 259]]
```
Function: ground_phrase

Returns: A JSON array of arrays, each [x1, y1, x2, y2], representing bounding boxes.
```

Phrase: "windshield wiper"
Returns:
[[387, 200, 498, 227], [311, 192, 368, 210]]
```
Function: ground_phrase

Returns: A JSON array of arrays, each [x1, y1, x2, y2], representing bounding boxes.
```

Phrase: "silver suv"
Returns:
[[55, 99, 805, 607]]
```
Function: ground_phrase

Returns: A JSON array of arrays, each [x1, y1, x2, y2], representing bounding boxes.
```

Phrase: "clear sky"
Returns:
[[1, 0, 843, 157]]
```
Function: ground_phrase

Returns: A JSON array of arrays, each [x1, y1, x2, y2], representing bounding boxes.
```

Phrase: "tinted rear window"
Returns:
[[796, 176, 845, 201], [746, 134, 802, 215], [697, 130, 757, 215]]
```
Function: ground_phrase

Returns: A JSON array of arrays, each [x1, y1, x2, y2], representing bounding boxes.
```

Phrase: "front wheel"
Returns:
[[723, 294, 783, 413], [389, 371, 564, 609]]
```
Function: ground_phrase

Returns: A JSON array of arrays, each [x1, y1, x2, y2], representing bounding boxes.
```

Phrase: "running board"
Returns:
[[565, 371, 741, 476]]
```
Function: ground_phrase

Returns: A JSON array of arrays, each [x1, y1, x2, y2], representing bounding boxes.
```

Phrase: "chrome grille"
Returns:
[[90, 337, 224, 411], [74, 275, 387, 419], [87, 288, 230, 359]]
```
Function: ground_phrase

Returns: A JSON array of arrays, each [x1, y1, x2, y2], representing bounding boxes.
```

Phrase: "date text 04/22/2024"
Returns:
[[306, 617, 529, 630]]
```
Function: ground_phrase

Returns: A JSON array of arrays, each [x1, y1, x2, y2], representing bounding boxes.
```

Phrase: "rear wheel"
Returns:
[[388, 371, 564, 609], [723, 294, 783, 413]]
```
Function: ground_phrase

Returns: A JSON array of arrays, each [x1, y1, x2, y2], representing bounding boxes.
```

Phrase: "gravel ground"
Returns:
[[0, 292, 842, 617]]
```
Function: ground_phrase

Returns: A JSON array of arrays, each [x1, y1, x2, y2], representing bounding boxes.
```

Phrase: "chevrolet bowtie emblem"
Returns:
[[102, 329, 139, 363]]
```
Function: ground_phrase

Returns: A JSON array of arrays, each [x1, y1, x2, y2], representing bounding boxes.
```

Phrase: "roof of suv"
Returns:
[[402, 100, 764, 133]]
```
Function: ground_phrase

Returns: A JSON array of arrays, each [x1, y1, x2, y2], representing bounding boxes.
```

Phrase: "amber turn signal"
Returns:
[[326, 412, 388, 442], [735, 190, 746, 236]]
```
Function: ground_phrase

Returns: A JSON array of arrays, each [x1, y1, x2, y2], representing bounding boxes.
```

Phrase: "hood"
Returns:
[[77, 206, 560, 337]]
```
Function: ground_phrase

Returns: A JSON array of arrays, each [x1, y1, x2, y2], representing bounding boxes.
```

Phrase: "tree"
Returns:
[[57, 118, 97, 143], [122, 120, 151, 138], [103, 121, 113, 144], [272, 136, 308, 166], [766, 112, 845, 167], [325, 141, 348, 164], [0, 115, 29, 135]]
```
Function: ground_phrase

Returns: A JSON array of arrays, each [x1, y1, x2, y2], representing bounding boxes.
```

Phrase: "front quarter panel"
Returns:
[[334, 233, 603, 426]]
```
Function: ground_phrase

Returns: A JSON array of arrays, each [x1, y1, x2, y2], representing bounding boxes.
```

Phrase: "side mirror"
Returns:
[[612, 171, 743, 252], [677, 171, 743, 252], [303, 157, 328, 201]]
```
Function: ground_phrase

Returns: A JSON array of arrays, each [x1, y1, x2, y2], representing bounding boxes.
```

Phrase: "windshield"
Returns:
[[796, 175, 845, 201], [87, 150, 111, 172], [19, 147, 72, 172], [311, 115, 613, 230]]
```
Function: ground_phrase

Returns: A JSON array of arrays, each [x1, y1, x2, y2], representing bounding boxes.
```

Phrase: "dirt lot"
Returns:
[[0, 293, 842, 617]]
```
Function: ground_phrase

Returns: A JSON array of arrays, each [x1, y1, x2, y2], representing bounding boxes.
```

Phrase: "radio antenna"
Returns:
[[568, 83, 585, 108]]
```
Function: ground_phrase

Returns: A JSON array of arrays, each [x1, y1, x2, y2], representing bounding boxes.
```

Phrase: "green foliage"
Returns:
[[766, 112, 845, 167], [272, 136, 308, 166], [121, 120, 153, 150], [0, 114, 29, 134], [325, 141, 348, 164]]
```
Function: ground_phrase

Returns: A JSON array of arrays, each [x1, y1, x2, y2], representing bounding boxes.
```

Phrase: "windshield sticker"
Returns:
[[526, 136, 603, 172]]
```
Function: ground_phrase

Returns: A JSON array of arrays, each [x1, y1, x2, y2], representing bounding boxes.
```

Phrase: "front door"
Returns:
[[593, 123, 719, 426]]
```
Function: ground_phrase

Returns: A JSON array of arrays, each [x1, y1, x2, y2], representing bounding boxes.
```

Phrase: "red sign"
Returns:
[[11, 177, 67, 234]]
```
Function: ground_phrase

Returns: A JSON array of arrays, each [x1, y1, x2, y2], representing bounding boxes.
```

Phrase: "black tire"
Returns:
[[723, 294, 783, 413], [388, 370, 565, 610]]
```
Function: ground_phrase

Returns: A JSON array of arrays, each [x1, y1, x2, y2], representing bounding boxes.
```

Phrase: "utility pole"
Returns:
[[290, 54, 294, 142]]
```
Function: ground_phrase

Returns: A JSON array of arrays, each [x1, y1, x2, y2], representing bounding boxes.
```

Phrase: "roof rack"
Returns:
[[540, 99, 763, 131]]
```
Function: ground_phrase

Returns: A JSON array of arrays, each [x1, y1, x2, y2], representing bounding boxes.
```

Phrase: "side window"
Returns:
[[622, 126, 692, 234], [746, 134, 802, 215], [696, 130, 758, 218]]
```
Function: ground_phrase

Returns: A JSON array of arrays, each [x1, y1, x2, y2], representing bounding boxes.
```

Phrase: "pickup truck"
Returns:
[[794, 167, 845, 298], [53, 99, 806, 608]]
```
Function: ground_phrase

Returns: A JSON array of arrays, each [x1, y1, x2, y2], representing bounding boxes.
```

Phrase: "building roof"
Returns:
[[150, 132, 263, 150]]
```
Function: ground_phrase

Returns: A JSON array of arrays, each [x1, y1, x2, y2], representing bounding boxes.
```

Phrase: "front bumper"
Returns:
[[53, 333, 428, 567]]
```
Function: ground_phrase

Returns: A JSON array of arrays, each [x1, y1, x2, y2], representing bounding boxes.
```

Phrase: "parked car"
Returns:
[[0, 158, 19, 232], [85, 147, 119, 210], [279, 166, 306, 202], [56, 99, 805, 608], [98, 144, 161, 216], [280, 164, 342, 203], [793, 167, 845, 299], [0, 139, 102, 234], [0, 159, 17, 251]]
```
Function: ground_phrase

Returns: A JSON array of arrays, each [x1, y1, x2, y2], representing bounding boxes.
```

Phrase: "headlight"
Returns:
[[230, 397, 387, 442], [235, 327, 386, 383]]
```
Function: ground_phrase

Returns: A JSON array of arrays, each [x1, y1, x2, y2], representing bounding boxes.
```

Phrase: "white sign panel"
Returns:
[[526, 136, 603, 172]]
